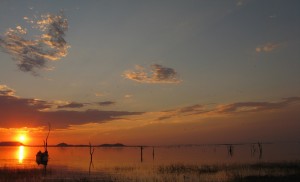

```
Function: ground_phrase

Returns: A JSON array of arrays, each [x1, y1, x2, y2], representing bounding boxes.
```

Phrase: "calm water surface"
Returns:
[[1, 143, 300, 174]]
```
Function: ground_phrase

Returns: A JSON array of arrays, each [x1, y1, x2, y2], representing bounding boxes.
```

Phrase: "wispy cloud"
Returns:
[[57, 102, 86, 109], [178, 104, 204, 113], [124, 94, 133, 99], [215, 98, 300, 114], [124, 64, 181, 84], [255, 42, 280, 53], [0, 84, 16, 96], [95, 92, 106, 97], [0, 85, 142, 128], [98, 101, 115, 106], [156, 98, 300, 121], [0, 11, 69, 75]]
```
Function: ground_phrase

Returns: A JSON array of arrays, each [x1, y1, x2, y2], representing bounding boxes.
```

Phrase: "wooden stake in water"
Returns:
[[258, 142, 263, 159], [152, 147, 155, 161], [140, 146, 144, 162], [89, 142, 95, 175], [228, 145, 233, 157]]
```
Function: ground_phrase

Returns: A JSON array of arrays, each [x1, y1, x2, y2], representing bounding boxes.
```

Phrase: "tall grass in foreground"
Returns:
[[1, 161, 300, 182], [0, 167, 45, 182], [109, 161, 300, 182]]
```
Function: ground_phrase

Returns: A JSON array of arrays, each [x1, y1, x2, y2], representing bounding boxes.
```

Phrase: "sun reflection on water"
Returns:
[[18, 146, 24, 163]]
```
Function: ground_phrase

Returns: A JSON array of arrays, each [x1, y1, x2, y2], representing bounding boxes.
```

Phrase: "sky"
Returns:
[[0, 0, 300, 146]]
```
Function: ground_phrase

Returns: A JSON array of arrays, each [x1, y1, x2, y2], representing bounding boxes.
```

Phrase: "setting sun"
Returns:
[[19, 135, 26, 143]]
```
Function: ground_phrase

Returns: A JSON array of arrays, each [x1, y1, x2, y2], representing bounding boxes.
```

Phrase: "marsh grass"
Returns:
[[0, 167, 112, 182], [157, 164, 219, 174], [0, 167, 45, 182], [109, 161, 300, 182], [227, 161, 300, 182], [1, 161, 300, 182]]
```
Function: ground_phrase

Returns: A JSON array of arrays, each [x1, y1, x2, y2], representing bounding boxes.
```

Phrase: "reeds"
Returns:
[[0, 167, 44, 182], [1, 161, 300, 182], [109, 161, 300, 182], [157, 163, 219, 174]]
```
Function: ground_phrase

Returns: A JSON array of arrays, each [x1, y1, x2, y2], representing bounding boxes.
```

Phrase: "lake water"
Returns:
[[1, 142, 300, 178]]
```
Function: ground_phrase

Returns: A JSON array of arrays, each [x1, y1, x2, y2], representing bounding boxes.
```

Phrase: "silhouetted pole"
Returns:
[[152, 147, 155, 161], [251, 143, 256, 157], [228, 145, 233, 157], [140, 146, 144, 163], [89, 142, 95, 175], [258, 142, 263, 159]]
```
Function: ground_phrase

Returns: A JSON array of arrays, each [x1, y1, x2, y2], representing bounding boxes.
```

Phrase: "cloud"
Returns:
[[178, 104, 204, 113], [41, 110, 140, 129], [124, 64, 181, 84], [57, 102, 85, 109], [0, 11, 69, 75], [0, 85, 16, 96], [255, 43, 280, 53], [95, 92, 105, 97], [0, 85, 142, 129], [124, 94, 133, 99], [156, 104, 209, 121], [215, 97, 300, 114], [98, 101, 116, 106], [156, 98, 300, 121]]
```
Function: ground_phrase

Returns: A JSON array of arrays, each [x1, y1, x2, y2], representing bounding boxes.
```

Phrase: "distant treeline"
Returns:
[[55, 143, 126, 147], [0, 141, 23, 146]]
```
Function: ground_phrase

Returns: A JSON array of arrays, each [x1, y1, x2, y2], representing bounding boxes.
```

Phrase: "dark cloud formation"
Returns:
[[124, 64, 181, 83], [178, 104, 204, 113], [57, 102, 85, 109], [0, 85, 142, 129], [0, 11, 69, 75], [98, 101, 116, 106]]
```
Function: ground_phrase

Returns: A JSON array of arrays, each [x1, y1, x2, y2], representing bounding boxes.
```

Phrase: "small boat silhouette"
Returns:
[[36, 150, 49, 165]]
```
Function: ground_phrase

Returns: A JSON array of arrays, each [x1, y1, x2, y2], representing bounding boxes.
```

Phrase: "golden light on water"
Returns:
[[18, 146, 24, 163]]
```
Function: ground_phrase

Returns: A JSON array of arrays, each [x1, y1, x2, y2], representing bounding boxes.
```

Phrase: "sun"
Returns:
[[19, 135, 26, 143]]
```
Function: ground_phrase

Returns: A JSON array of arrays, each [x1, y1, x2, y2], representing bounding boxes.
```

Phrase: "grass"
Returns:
[[1, 161, 300, 182], [0, 166, 112, 182], [0, 167, 44, 182], [227, 161, 300, 182], [110, 161, 300, 182]]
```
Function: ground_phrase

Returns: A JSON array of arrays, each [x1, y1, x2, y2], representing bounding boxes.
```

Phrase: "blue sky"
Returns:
[[0, 0, 300, 145]]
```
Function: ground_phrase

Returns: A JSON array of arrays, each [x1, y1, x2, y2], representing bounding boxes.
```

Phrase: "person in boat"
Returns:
[[36, 150, 48, 165]]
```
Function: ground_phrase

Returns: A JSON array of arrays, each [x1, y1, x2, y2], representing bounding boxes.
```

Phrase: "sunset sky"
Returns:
[[0, 0, 300, 146]]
